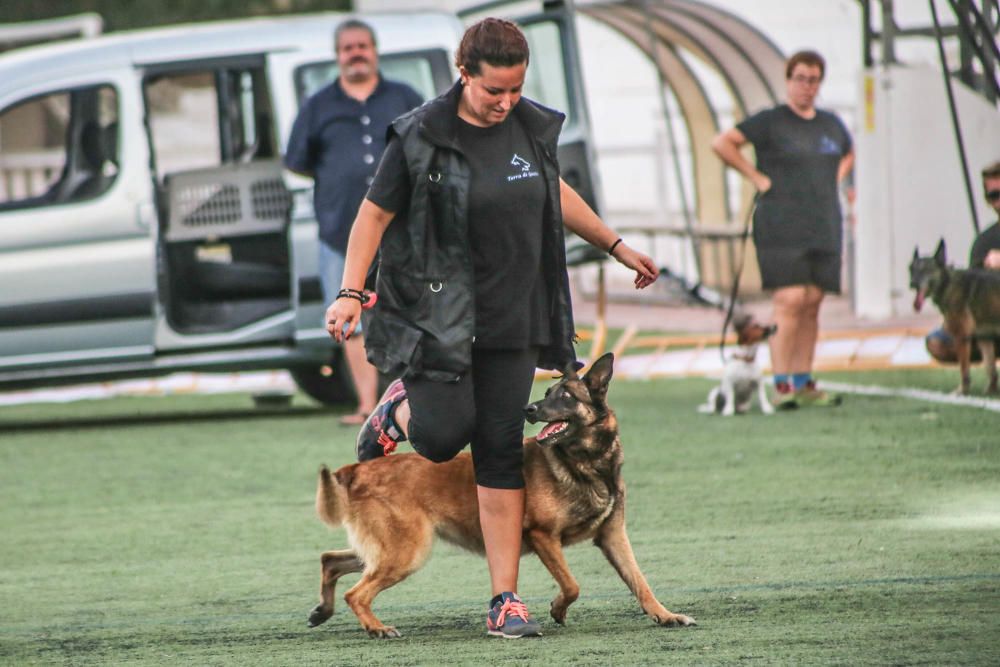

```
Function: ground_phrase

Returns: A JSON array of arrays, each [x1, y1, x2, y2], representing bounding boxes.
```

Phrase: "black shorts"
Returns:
[[404, 347, 539, 490], [756, 246, 842, 293]]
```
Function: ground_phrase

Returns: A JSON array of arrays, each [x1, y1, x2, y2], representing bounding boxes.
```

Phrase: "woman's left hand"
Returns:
[[611, 242, 659, 289]]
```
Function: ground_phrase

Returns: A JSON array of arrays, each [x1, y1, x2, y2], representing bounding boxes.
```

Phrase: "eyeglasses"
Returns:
[[987, 189, 1000, 202], [790, 75, 822, 86]]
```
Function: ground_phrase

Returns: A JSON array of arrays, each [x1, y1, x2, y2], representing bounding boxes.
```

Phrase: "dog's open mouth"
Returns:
[[536, 420, 570, 444], [913, 288, 926, 312]]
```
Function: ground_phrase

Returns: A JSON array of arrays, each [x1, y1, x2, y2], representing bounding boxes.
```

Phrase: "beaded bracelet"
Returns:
[[337, 288, 369, 305]]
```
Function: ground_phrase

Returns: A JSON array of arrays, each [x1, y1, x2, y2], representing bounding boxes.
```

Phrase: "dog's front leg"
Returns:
[[527, 529, 580, 625], [956, 335, 972, 395], [594, 503, 695, 627], [308, 549, 363, 627], [980, 338, 998, 394], [758, 381, 775, 415], [720, 377, 736, 416]]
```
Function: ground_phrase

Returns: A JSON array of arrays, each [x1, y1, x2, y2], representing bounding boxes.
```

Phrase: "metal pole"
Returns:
[[929, 0, 981, 233]]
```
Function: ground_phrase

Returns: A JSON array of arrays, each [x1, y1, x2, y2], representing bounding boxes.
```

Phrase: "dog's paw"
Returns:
[[366, 625, 402, 639], [307, 604, 333, 627], [550, 601, 568, 625], [654, 612, 696, 627]]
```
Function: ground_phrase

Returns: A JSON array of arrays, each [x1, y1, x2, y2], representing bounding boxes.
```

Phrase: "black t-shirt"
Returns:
[[737, 105, 852, 252], [366, 112, 549, 349], [970, 221, 1000, 268]]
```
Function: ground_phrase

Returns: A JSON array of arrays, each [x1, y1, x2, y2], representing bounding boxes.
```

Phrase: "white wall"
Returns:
[[855, 65, 1000, 318]]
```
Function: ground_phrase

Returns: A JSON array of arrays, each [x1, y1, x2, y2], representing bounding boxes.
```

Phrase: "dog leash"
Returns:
[[718, 192, 760, 361]]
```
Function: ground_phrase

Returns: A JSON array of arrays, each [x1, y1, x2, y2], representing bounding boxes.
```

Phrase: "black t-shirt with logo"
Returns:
[[366, 111, 550, 349], [737, 105, 852, 252]]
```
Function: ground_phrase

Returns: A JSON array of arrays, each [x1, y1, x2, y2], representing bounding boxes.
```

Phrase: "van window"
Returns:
[[0, 85, 119, 209], [295, 49, 450, 104], [145, 64, 276, 182]]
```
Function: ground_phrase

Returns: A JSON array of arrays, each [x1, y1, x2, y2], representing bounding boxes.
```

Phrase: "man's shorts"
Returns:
[[756, 247, 842, 293]]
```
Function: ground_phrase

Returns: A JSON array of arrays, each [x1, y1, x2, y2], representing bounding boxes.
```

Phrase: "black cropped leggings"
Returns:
[[404, 347, 538, 489]]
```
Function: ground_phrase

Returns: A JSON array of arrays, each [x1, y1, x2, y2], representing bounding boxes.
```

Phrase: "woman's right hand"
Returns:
[[752, 172, 772, 194], [326, 297, 362, 343]]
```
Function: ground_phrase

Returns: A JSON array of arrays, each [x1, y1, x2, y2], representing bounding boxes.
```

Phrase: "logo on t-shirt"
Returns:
[[507, 153, 540, 182], [818, 135, 842, 155]]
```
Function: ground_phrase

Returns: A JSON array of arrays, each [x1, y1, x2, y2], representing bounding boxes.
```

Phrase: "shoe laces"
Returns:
[[377, 430, 399, 455], [494, 597, 530, 626]]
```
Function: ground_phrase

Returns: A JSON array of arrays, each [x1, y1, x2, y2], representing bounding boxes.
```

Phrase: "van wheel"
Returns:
[[290, 349, 355, 406]]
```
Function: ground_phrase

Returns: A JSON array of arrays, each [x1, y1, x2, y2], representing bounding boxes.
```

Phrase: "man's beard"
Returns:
[[342, 59, 375, 83]]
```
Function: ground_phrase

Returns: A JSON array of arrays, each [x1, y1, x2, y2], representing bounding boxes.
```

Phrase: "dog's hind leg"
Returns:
[[308, 549, 363, 628], [343, 518, 434, 639], [527, 529, 580, 625], [594, 505, 695, 627]]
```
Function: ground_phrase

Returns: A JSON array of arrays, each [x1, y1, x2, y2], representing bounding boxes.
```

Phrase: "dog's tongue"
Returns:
[[913, 290, 925, 312], [539, 421, 567, 440]]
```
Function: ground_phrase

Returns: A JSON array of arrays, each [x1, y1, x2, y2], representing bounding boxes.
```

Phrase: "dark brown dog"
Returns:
[[309, 352, 696, 638], [910, 240, 1000, 394]]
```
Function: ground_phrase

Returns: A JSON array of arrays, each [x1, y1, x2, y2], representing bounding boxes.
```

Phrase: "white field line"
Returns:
[[822, 381, 1000, 413]]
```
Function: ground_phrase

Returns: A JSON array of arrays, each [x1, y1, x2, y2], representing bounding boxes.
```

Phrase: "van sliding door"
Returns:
[[142, 57, 294, 350]]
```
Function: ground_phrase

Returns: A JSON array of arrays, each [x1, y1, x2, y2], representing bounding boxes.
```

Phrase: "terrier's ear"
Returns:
[[583, 353, 614, 399]]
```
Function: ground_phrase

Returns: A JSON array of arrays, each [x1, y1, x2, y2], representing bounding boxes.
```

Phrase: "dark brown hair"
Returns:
[[785, 50, 825, 80], [455, 18, 529, 76], [982, 160, 1000, 180]]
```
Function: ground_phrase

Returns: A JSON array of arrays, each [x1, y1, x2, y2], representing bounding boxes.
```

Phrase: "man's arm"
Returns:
[[711, 127, 771, 193]]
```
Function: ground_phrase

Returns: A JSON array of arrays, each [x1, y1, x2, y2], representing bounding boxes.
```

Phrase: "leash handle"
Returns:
[[719, 193, 760, 361]]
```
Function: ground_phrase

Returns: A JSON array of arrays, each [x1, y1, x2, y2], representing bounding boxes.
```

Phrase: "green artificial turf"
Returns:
[[1, 368, 998, 665]]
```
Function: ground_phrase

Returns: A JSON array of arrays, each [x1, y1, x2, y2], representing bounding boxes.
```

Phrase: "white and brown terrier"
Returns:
[[698, 313, 777, 416]]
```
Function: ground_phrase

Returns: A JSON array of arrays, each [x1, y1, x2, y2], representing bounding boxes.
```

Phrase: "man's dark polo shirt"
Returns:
[[285, 75, 422, 253]]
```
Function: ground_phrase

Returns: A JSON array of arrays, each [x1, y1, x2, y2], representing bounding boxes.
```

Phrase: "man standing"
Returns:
[[286, 19, 422, 424], [712, 50, 854, 409]]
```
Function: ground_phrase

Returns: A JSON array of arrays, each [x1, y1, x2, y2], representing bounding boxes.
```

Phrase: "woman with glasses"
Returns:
[[711, 50, 854, 410]]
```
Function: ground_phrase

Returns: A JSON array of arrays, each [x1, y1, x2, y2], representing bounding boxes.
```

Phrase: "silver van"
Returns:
[[0, 4, 598, 404]]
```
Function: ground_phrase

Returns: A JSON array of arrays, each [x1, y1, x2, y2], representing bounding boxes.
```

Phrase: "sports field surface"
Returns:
[[1, 367, 998, 665]]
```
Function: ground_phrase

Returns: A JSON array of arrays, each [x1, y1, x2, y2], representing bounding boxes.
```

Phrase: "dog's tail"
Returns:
[[315, 464, 348, 527]]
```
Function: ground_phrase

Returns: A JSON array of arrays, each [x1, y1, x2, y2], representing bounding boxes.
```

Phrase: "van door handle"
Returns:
[[136, 202, 156, 231]]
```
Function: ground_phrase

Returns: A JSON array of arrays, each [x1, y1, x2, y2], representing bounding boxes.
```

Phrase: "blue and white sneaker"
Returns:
[[486, 592, 542, 638], [355, 379, 407, 462]]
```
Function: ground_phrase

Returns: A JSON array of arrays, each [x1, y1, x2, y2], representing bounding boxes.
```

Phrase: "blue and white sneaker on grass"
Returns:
[[486, 592, 542, 638]]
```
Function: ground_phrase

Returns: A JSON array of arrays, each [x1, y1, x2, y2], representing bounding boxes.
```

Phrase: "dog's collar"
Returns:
[[730, 351, 756, 362]]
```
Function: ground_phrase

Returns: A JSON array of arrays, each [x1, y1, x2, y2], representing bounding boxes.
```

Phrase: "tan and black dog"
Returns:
[[910, 239, 1000, 394], [309, 352, 696, 638]]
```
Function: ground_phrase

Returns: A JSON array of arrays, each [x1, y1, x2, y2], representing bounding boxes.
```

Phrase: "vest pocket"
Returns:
[[364, 310, 423, 378]]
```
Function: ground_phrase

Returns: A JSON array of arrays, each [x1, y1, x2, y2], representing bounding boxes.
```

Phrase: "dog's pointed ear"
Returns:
[[563, 361, 581, 381], [934, 238, 947, 265], [583, 353, 614, 399], [912, 246, 919, 262]]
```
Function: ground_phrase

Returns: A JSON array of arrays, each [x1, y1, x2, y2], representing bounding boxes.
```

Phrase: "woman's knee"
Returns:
[[410, 419, 474, 463]]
